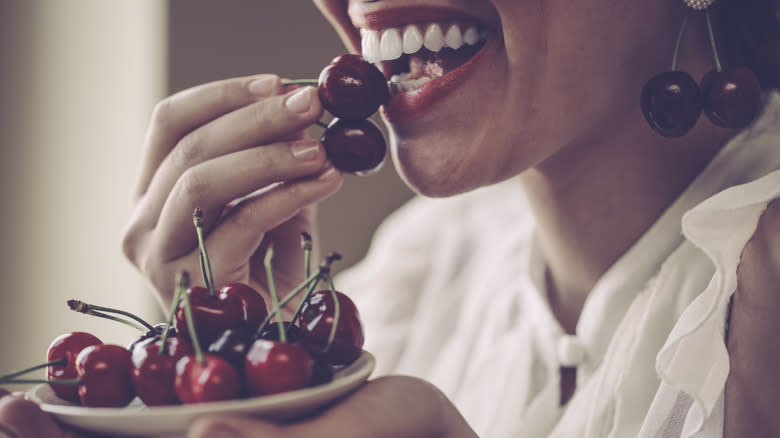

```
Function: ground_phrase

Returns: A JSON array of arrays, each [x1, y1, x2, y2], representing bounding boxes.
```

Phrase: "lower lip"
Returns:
[[381, 36, 497, 123]]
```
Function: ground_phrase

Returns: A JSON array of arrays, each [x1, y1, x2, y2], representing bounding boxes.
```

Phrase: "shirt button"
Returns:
[[557, 335, 586, 367]]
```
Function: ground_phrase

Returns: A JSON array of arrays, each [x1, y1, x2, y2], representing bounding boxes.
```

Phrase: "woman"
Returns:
[[1, 0, 779, 436]]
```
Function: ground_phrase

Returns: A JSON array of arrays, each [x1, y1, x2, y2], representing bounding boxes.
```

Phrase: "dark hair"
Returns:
[[719, 0, 780, 89]]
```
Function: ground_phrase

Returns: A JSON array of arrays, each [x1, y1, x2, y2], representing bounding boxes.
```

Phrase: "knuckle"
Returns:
[[121, 223, 140, 266], [176, 129, 208, 166], [177, 167, 209, 206], [150, 97, 174, 131], [251, 98, 273, 128], [121, 200, 152, 267]]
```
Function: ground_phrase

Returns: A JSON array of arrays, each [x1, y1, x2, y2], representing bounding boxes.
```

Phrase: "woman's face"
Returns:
[[313, 0, 685, 197]]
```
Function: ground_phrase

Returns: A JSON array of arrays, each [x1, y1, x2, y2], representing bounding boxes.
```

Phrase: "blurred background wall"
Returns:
[[0, 1, 412, 386]]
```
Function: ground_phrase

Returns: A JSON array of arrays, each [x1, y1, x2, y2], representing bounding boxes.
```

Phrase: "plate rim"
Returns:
[[28, 350, 374, 421]]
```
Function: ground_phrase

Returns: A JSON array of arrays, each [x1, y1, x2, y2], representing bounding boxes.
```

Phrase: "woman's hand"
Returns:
[[0, 389, 99, 438], [122, 74, 343, 308], [187, 376, 479, 438]]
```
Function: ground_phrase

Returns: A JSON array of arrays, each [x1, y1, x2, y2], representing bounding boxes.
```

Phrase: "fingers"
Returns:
[[187, 377, 466, 438], [135, 74, 283, 200], [141, 85, 324, 228], [200, 170, 341, 280], [151, 138, 331, 259], [145, 165, 342, 297], [0, 395, 96, 438]]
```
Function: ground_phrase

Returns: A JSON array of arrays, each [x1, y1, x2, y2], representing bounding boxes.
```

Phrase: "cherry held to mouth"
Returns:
[[321, 118, 386, 175], [317, 54, 390, 120]]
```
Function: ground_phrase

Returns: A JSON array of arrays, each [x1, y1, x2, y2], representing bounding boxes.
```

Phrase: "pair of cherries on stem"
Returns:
[[0, 332, 135, 408], [641, 10, 761, 138], [285, 54, 389, 175], [172, 209, 269, 348]]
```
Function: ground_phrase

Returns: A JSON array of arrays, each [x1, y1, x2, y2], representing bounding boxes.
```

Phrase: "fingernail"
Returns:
[[285, 86, 314, 113], [248, 76, 278, 97], [291, 140, 321, 160], [318, 165, 340, 181]]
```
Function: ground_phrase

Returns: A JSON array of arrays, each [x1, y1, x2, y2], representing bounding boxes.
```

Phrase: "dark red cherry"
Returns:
[[174, 286, 244, 348], [298, 290, 364, 366], [174, 354, 241, 404], [641, 71, 702, 138], [219, 282, 268, 334], [318, 54, 389, 120], [46, 332, 103, 403], [75, 344, 135, 407], [244, 339, 313, 396], [700, 67, 761, 129], [321, 118, 387, 175], [310, 355, 334, 386], [258, 321, 303, 344], [131, 336, 194, 406], [207, 327, 253, 370]]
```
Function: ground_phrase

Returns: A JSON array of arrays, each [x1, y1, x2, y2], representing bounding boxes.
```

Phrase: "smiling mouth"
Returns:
[[359, 22, 489, 95]]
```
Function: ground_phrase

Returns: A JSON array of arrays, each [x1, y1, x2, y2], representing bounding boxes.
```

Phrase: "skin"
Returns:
[[1, 0, 778, 436]]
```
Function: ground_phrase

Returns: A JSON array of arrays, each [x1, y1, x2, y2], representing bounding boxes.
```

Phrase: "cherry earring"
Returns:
[[641, 0, 761, 138]]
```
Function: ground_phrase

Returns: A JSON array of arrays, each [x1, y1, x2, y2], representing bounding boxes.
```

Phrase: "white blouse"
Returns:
[[337, 91, 780, 438]]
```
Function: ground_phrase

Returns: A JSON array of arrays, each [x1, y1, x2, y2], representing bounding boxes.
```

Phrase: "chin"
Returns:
[[388, 131, 506, 198]]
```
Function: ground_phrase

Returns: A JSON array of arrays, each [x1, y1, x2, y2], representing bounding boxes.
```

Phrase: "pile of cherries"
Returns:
[[0, 209, 364, 408], [290, 54, 390, 175]]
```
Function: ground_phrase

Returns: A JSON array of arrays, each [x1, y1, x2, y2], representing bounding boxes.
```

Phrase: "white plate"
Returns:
[[28, 351, 375, 438]]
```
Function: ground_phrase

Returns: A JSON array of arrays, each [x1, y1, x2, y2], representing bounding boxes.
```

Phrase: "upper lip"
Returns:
[[350, 6, 494, 30]]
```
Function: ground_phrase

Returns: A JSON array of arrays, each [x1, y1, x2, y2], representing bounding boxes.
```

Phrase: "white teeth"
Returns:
[[379, 28, 403, 61], [444, 25, 463, 50], [423, 23, 445, 52], [362, 23, 486, 62], [402, 25, 424, 54], [463, 26, 479, 45], [362, 30, 381, 63]]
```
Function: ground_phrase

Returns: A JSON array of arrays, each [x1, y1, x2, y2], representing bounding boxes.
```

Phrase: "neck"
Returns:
[[520, 114, 735, 332]]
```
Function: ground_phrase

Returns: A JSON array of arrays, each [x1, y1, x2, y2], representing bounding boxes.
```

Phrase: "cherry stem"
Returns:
[[67, 300, 156, 332], [159, 271, 190, 357], [705, 9, 723, 72], [0, 378, 82, 386], [671, 11, 691, 71], [254, 269, 322, 339], [181, 276, 206, 365], [280, 252, 341, 334], [282, 79, 318, 86], [323, 273, 341, 351], [287, 273, 322, 334], [264, 244, 287, 344], [0, 358, 66, 382], [67, 304, 146, 332], [301, 232, 313, 279], [193, 208, 216, 297]]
